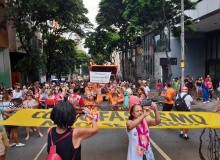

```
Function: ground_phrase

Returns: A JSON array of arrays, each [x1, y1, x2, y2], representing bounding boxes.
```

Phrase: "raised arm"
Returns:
[[146, 102, 161, 126], [213, 101, 220, 113], [126, 107, 151, 132], [72, 108, 99, 145]]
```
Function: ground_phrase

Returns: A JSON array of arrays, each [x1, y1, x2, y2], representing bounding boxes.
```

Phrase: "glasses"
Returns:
[[27, 95, 32, 97], [17, 88, 20, 90]]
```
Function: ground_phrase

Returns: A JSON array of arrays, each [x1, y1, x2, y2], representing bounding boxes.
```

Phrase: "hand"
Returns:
[[149, 102, 157, 112], [75, 114, 82, 121], [212, 110, 217, 113], [82, 107, 90, 114], [160, 94, 165, 97], [16, 108, 21, 111], [143, 107, 151, 117]]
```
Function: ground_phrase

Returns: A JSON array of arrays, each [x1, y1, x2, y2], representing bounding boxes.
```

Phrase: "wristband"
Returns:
[[85, 110, 100, 125]]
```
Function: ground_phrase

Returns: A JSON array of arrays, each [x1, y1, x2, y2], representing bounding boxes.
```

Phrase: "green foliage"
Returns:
[[81, 63, 89, 76], [85, 30, 120, 64], [122, 0, 198, 37], [2, 0, 92, 82]]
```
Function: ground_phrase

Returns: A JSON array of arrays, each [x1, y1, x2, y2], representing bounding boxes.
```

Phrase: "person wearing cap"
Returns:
[[176, 87, 195, 140], [160, 81, 175, 111]]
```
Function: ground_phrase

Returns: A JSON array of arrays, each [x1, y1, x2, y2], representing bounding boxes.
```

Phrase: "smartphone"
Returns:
[[141, 100, 152, 108], [75, 108, 85, 114]]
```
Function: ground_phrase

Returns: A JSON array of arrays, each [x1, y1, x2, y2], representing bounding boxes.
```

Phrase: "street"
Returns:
[[6, 95, 215, 160]]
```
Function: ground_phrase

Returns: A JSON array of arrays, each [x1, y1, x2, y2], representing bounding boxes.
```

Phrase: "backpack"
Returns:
[[46, 128, 73, 160], [175, 94, 189, 111]]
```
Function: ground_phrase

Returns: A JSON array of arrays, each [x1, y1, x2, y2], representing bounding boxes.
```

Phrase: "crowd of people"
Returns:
[[0, 79, 160, 160], [0, 74, 220, 160]]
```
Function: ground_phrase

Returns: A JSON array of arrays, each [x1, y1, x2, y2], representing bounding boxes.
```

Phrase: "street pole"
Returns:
[[181, 0, 184, 91]]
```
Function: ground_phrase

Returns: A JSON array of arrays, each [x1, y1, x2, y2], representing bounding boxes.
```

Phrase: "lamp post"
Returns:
[[181, 0, 185, 91]]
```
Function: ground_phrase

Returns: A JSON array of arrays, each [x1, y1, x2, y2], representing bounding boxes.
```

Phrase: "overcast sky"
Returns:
[[83, 0, 100, 27]]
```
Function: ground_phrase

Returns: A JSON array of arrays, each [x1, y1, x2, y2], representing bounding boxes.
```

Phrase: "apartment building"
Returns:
[[0, 0, 43, 87]]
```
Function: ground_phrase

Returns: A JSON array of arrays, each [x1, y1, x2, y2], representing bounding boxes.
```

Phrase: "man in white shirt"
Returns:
[[176, 87, 195, 140], [144, 82, 150, 99]]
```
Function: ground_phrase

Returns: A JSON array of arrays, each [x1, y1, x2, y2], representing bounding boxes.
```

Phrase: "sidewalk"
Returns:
[[148, 89, 218, 113]]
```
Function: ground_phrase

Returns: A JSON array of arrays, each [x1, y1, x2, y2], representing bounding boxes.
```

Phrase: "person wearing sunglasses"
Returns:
[[23, 92, 43, 140], [13, 85, 24, 99]]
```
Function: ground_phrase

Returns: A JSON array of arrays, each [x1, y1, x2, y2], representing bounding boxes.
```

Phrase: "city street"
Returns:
[[6, 95, 215, 160]]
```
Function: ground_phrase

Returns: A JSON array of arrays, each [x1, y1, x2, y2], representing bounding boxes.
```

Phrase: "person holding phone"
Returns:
[[126, 102, 161, 160], [47, 102, 99, 160]]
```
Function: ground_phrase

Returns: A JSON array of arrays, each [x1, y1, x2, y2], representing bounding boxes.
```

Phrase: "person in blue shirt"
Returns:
[[0, 107, 20, 160]]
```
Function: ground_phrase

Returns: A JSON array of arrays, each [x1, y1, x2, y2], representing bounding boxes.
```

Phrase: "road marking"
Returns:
[[34, 143, 47, 160], [150, 138, 171, 160]]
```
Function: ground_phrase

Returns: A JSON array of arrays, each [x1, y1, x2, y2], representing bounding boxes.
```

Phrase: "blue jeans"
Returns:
[[202, 89, 209, 101]]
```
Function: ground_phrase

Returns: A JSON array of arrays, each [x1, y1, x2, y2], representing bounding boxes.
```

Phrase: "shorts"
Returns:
[[156, 87, 162, 91], [64, 96, 68, 102], [8, 125, 19, 129], [197, 86, 202, 90], [174, 90, 179, 95], [0, 129, 9, 156], [163, 103, 173, 111]]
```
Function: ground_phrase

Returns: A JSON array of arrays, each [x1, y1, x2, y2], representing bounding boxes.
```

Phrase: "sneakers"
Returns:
[[206, 101, 210, 103], [9, 143, 16, 147], [217, 98, 219, 100], [179, 133, 183, 138], [16, 143, 25, 147], [183, 135, 190, 140], [203, 101, 206, 104]]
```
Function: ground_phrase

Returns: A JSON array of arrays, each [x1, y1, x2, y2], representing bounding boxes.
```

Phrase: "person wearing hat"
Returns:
[[176, 87, 195, 140], [118, 88, 141, 111]]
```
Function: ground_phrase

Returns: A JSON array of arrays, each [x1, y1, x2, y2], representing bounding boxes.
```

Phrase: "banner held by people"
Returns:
[[0, 109, 220, 129], [90, 71, 111, 83]]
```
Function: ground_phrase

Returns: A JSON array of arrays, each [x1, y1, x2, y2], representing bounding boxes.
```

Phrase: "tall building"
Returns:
[[142, 0, 220, 87], [0, 0, 43, 87]]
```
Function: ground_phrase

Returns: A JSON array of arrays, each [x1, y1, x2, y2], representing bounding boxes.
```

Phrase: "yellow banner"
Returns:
[[0, 109, 220, 129]]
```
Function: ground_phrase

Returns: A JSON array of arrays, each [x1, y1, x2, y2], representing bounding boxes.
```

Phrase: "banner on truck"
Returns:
[[90, 71, 111, 83], [1, 110, 220, 129]]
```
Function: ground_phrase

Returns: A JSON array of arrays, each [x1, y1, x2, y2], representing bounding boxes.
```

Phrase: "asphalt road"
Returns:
[[5, 96, 217, 160]]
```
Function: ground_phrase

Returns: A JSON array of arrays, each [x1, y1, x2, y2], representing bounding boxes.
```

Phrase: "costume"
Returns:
[[105, 86, 112, 100], [202, 78, 209, 102]]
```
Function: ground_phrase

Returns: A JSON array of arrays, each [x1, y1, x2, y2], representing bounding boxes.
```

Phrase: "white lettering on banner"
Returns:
[[90, 72, 111, 83]]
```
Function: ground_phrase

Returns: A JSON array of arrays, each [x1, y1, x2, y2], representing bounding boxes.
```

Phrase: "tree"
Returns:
[[85, 30, 120, 65], [123, 0, 198, 81], [81, 63, 89, 76], [95, 0, 132, 78], [2, 0, 92, 83], [1, 0, 47, 83]]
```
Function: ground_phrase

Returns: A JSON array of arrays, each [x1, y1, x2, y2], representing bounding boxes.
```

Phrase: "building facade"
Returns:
[[142, 0, 220, 88]]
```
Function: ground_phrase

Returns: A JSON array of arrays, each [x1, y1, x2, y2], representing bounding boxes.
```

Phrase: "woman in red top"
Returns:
[[34, 88, 41, 109], [45, 89, 57, 109], [156, 79, 162, 96]]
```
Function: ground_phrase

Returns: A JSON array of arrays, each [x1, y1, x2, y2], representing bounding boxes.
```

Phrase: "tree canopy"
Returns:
[[2, 0, 92, 82]]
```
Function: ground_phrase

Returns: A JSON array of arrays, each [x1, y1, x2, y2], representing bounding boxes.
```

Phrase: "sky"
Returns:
[[83, 0, 100, 27]]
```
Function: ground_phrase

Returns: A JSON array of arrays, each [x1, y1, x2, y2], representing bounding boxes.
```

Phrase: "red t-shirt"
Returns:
[[45, 98, 58, 105], [67, 93, 85, 107]]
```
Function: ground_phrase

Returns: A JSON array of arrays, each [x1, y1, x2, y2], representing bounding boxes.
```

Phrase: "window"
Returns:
[[212, 38, 216, 59], [207, 39, 211, 59], [218, 37, 220, 58]]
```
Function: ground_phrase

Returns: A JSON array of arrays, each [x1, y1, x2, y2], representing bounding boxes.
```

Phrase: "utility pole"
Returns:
[[181, 0, 185, 91]]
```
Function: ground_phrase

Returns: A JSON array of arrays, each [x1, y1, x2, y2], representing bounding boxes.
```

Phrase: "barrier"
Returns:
[[0, 109, 220, 129]]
